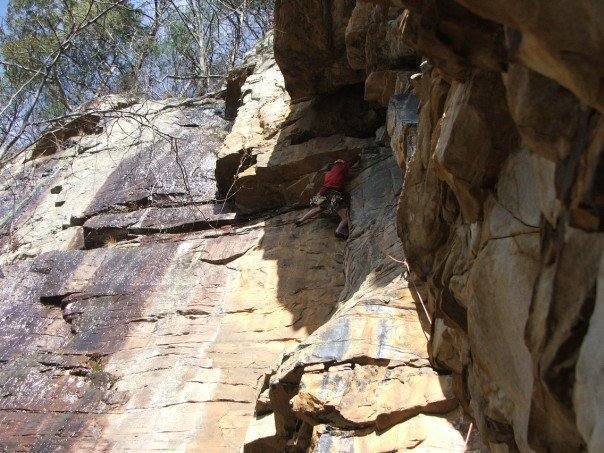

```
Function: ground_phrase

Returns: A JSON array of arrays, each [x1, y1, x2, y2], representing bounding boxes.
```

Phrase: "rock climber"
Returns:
[[294, 158, 352, 239]]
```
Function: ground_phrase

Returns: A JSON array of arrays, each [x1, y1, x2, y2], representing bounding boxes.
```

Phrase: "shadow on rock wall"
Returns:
[[245, 147, 477, 450]]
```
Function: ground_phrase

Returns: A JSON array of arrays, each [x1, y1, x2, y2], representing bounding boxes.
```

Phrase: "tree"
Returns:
[[0, 0, 273, 162], [155, 0, 273, 95]]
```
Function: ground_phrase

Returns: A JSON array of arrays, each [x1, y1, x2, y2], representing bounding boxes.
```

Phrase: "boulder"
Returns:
[[308, 409, 477, 452]]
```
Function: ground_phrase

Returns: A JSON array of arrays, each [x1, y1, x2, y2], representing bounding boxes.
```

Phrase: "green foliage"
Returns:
[[1, 0, 148, 112], [0, 0, 273, 158]]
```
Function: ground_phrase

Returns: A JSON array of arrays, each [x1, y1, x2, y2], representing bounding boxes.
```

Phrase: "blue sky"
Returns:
[[0, 0, 7, 20]]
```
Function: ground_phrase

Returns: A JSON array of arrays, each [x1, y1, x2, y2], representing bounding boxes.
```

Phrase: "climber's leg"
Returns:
[[335, 208, 349, 238], [295, 206, 322, 226]]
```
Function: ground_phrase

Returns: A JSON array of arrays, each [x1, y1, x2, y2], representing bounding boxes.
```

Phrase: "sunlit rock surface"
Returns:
[[0, 29, 476, 452], [216, 32, 383, 215], [2, 1, 602, 451], [244, 149, 473, 451], [0, 92, 349, 450], [271, 0, 603, 451]]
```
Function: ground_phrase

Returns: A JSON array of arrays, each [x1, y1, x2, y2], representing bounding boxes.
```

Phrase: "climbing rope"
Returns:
[[388, 253, 476, 449]]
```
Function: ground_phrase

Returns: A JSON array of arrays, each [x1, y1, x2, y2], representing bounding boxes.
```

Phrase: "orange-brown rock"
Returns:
[[346, 2, 418, 74], [274, 0, 363, 99], [242, 150, 476, 451], [432, 70, 518, 222], [0, 91, 351, 450], [308, 409, 475, 452], [1, 31, 466, 452], [341, 0, 604, 451], [3, 1, 603, 452], [216, 34, 383, 214], [394, 1, 507, 79], [456, 0, 604, 111], [365, 70, 412, 106]]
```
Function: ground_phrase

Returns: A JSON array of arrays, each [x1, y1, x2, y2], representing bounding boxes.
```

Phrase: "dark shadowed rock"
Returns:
[[347, 1, 604, 451], [274, 0, 363, 98]]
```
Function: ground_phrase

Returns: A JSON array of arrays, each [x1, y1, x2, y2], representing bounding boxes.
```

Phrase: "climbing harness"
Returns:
[[310, 194, 327, 207]]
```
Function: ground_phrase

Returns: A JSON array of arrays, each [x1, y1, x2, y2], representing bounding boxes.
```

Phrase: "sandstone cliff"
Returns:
[[269, 0, 603, 451], [0, 32, 470, 451], [0, 1, 602, 452]]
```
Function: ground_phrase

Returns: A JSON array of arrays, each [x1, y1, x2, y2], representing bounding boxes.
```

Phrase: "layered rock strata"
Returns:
[[273, 0, 603, 451], [0, 31, 476, 452], [2, 1, 602, 452], [244, 147, 473, 451], [0, 49, 353, 449], [217, 31, 477, 451]]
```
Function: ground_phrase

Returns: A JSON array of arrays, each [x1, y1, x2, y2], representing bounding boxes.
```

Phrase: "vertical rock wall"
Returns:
[[212, 31, 476, 451], [0, 30, 474, 452], [272, 0, 603, 451], [1, 2, 602, 452], [0, 91, 348, 450], [397, 4, 602, 452]]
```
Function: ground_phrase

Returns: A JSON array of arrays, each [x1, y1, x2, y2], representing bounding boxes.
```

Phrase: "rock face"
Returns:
[[0, 29, 475, 452], [244, 148, 472, 451], [0, 88, 350, 449], [273, 0, 363, 98], [216, 33, 383, 214], [216, 32, 475, 450], [270, 0, 600, 452], [1, 2, 602, 452]]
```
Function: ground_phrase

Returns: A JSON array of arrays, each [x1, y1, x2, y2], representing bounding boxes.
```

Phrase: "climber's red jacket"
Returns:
[[321, 160, 350, 192]]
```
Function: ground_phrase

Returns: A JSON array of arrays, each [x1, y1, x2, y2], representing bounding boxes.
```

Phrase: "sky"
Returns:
[[0, 0, 7, 21]]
